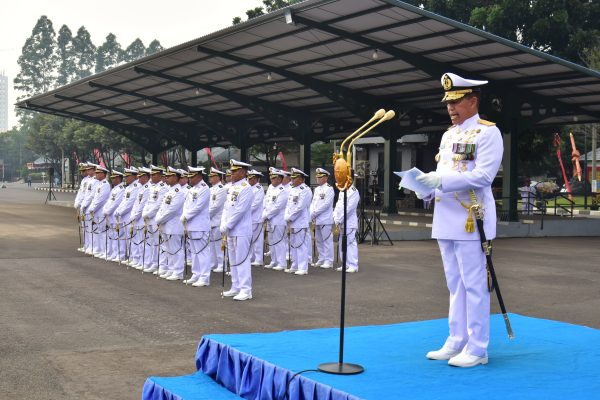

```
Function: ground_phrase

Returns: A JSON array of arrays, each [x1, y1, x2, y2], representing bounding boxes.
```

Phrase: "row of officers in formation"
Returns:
[[74, 159, 360, 301]]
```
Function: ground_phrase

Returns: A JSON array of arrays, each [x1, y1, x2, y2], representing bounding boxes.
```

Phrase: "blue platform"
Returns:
[[143, 314, 600, 400]]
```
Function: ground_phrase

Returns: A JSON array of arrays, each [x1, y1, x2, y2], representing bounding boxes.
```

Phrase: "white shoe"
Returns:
[[426, 346, 461, 360], [320, 263, 333, 269], [251, 262, 262, 267], [222, 289, 240, 297], [264, 263, 275, 269], [294, 270, 308, 275], [233, 292, 252, 301], [336, 267, 343, 272], [213, 267, 224, 273], [166, 274, 182, 281], [93, 252, 102, 258], [346, 268, 358, 273], [192, 280, 209, 287], [272, 265, 285, 271], [158, 270, 171, 278], [85, 249, 93, 255], [448, 352, 488, 367], [284, 268, 297, 274], [183, 277, 199, 285], [143, 266, 158, 273]]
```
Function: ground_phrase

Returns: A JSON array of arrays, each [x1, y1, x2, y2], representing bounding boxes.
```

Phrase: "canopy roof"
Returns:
[[18, 0, 600, 152]]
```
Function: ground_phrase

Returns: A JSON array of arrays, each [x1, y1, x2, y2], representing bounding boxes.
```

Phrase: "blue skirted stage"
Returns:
[[142, 314, 600, 400]]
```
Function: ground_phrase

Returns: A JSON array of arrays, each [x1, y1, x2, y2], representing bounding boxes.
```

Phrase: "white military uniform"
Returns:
[[80, 171, 99, 254], [115, 176, 140, 262], [262, 177, 288, 270], [141, 178, 169, 272], [220, 165, 254, 300], [421, 113, 503, 359], [102, 178, 126, 261], [333, 185, 360, 272], [74, 171, 91, 251], [129, 176, 151, 268], [310, 180, 335, 268], [250, 175, 265, 266], [209, 175, 228, 272], [88, 175, 111, 257], [181, 174, 211, 285], [284, 175, 312, 274], [156, 180, 186, 279]]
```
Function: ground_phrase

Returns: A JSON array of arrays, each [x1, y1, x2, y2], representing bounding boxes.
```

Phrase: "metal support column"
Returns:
[[383, 125, 398, 214], [191, 150, 198, 167], [501, 115, 519, 221], [299, 122, 312, 183]]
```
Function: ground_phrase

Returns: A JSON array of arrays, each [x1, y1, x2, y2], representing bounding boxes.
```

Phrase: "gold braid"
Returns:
[[454, 191, 476, 233]]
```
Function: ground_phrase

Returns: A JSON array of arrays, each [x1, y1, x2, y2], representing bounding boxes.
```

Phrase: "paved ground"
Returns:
[[1, 182, 599, 399]]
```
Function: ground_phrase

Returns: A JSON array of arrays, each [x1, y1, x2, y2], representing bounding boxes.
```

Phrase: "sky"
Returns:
[[0, 0, 261, 129]]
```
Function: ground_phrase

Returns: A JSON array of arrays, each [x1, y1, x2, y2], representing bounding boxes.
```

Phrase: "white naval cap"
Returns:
[[229, 159, 252, 171], [187, 166, 206, 177], [208, 167, 225, 177], [315, 167, 330, 177], [95, 165, 109, 174], [164, 166, 181, 176], [138, 167, 151, 175], [247, 169, 263, 177], [280, 169, 291, 176], [124, 166, 139, 176], [290, 167, 308, 178], [269, 168, 285, 177], [441, 72, 488, 102], [176, 168, 188, 177], [225, 169, 232, 176], [85, 162, 99, 170], [110, 170, 124, 178], [150, 164, 165, 174], [78, 162, 88, 171]]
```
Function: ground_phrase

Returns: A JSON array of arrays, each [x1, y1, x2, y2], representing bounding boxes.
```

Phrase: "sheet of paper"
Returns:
[[393, 167, 431, 194]]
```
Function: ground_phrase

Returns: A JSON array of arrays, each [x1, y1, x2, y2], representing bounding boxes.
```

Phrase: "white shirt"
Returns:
[[181, 180, 210, 232], [284, 183, 312, 228], [220, 178, 254, 237], [310, 182, 334, 225]]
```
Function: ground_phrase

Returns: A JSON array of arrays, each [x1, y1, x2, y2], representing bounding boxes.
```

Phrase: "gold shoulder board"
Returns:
[[478, 119, 496, 126]]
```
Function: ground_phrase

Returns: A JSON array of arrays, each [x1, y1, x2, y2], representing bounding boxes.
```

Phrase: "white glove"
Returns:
[[220, 224, 228, 236], [416, 172, 442, 189], [416, 192, 426, 200]]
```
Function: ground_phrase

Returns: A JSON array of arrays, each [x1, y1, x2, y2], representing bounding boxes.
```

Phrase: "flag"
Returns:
[[277, 151, 287, 171], [204, 147, 217, 168], [93, 148, 106, 168]]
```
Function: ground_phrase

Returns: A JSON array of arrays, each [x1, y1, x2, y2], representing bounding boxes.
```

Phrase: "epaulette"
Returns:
[[351, 186, 357, 191], [144, 184, 148, 188], [218, 184, 223, 188], [159, 183, 165, 186], [327, 183, 331, 187], [103, 180, 108, 184], [279, 186, 284, 190], [175, 188, 179, 192], [133, 183, 138, 187], [299, 184, 305, 190], [478, 119, 496, 126]]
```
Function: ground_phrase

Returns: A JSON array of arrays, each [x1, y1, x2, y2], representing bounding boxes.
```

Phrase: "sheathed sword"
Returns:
[[77, 212, 82, 248], [141, 221, 148, 274], [183, 220, 189, 285], [221, 234, 227, 297], [470, 192, 514, 340]]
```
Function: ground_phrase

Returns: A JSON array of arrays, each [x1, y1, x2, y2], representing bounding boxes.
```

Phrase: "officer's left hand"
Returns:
[[416, 172, 441, 189]]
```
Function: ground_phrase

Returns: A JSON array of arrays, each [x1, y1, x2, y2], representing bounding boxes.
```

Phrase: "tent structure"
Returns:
[[17, 0, 600, 218]]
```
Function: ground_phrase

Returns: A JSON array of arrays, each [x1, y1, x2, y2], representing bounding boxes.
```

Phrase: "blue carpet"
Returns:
[[144, 314, 600, 400]]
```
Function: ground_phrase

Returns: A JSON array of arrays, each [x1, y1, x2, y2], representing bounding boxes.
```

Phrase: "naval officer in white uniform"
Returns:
[[310, 168, 335, 269], [415, 72, 503, 368], [284, 168, 312, 275], [220, 159, 254, 301]]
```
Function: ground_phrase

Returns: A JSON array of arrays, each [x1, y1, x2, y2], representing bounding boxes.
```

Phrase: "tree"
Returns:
[[122, 38, 146, 63], [56, 25, 77, 86], [14, 16, 58, 99], [95, 33, 123, 73], [72, 26, 97, 79], [146, 39, 164, 56]]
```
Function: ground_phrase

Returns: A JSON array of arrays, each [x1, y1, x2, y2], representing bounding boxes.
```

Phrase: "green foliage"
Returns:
[[146, 40, 164, 56], [122, 38, 146, 63], [95, 33, 123, 73], [72, 26, 97, 79], [14, 16, 58, 99], [56, 25, 76, 86], [0, 128, 35, 180], [311, 142, 334, 168]]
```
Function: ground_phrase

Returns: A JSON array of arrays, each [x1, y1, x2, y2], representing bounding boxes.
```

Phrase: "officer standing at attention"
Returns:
[[208, 167, 228, 272], [115, 167, 140, 264], [248, 169, 265, 267], [284, 168, 313, 275], [141, 166, 169, 273], [181, 166, 212, 287], [310, 168, 335, 269], [129, 167, 151, 269], [220, 159, 254, 301], [102, 170, 126, 261], [80, 163, 99, 255], [262, 168, 288, 270], [415, 72, 503, 368], [75, 163, 90, 253], [155, 167, 186, 280], [333, 181, 360, 273], [88, 166, 111, 258]]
